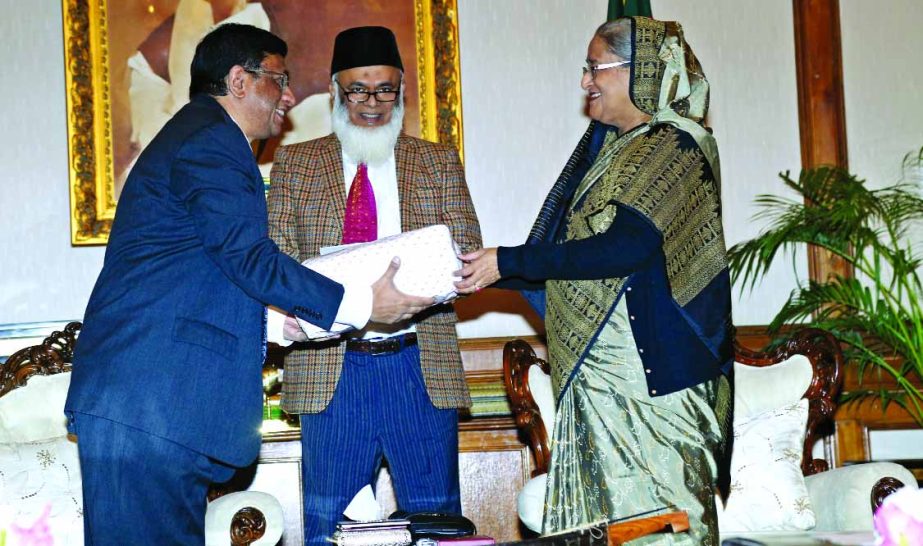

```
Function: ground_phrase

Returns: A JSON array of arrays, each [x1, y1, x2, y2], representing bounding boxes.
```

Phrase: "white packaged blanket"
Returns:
[[300, 224, 462, 322]]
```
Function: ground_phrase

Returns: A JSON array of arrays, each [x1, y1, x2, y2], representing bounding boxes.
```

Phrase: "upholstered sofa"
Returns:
[[0, 322, 284, 546], [504, 328, 918, 543]]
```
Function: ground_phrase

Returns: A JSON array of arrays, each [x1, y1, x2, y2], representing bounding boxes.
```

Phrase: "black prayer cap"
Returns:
[[331, 26, 404, 75]]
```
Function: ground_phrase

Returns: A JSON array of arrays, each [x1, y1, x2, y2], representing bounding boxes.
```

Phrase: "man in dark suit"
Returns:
[[268, 26, 481, 545], [65, 23, 431, 545]]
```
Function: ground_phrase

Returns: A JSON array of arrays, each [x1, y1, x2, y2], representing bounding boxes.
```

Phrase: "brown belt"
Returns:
[[345, 333, 418, 355]]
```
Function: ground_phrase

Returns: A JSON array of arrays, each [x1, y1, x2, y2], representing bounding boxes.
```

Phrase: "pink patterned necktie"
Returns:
[[342, 163, 378, 244]]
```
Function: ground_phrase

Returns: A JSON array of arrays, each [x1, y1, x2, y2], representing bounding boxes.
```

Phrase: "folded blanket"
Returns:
[[296, 224, 462, 336]]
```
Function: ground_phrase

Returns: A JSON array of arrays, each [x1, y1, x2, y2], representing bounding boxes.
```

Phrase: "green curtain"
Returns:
[[607, 0, 653, 20]]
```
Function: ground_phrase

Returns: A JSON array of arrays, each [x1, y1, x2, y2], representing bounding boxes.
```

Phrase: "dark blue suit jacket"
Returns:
[[66, 95, 344, 466]]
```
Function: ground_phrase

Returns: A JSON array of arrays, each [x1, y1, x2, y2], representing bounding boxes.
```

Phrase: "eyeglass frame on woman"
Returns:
[[336, 82, 400, 104], [245, 67, 290, 91], [582, 60, 631, 79]]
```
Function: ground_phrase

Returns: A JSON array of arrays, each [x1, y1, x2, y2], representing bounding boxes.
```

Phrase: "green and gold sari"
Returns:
[[534, 17, 731, 544]]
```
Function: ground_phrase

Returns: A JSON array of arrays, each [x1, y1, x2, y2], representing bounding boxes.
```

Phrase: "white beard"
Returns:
[[331, 90, 404, 166]]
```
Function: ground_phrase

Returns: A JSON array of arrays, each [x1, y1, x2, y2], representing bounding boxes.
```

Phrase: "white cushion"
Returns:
[[517, 473, 547, 534], [527, 365, 555, 440], [720, 399, 816, 533], [806, 462, 919, 532], [0, 435, 84, 545], [205, 491, 284, 546], [733, 355, 813, 421], [0, 373, 71, 443]]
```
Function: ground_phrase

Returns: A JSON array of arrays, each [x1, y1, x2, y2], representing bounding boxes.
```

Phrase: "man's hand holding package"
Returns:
[[272, 225, 460, 341], [275, 258, 433, 344], [370, 257, 436, 323], [283, 314, 310, 342]]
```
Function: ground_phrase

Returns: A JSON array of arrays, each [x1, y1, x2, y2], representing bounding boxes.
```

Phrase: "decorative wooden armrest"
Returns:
[[503, 339, 551, 476], [871, 476, 906, 512], [0, 322, 80, 395], [230, 507, 267, 545], [733, 327, 844, 476], [228, 506, 268, 546], [206, 486, 269, 546]]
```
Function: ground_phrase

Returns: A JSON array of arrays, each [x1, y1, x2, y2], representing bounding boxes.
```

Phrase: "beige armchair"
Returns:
[[0, 322, 284, 546], [503, 329, 918, 542]]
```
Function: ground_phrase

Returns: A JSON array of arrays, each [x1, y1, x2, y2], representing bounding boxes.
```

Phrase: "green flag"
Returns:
[[607, 0, 652, 20]]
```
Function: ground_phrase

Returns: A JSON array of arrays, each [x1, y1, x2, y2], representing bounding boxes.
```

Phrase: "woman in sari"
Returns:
[[456, 16, 733, 544]]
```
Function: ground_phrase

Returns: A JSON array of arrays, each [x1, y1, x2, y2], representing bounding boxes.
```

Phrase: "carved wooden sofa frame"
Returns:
[[503, 327, 906, 514], [0, 322, 270, 546]]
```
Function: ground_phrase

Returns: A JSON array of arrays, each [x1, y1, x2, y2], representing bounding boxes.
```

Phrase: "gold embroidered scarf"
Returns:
[[545, 17, 727, 399]]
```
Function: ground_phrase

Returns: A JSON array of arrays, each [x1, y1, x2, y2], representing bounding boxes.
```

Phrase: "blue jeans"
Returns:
[[299, 344, 461, 545], [69, 412, 236, 545]]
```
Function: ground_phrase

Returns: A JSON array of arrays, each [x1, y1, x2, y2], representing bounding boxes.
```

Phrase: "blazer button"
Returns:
[[630, 315, 636, 320], [626, 287, 632, 292], [645, 368, 651, 374], [650, 389, 657, 395], [638, 348, 644, 354]]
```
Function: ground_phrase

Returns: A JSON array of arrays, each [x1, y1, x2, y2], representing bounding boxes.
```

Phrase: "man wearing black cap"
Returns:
[[268, 26, 481, 545]]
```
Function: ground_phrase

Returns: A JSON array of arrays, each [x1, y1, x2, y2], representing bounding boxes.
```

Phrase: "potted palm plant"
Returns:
[[728, 149, 923, 424]]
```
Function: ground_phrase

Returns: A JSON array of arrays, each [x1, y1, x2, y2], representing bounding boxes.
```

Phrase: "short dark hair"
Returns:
[[189, 23, 288, 97]]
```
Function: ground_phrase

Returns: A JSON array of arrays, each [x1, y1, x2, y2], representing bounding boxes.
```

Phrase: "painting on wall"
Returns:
[[63, 0, 464, 245]]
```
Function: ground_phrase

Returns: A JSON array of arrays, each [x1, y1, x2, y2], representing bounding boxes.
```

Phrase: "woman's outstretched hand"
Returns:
[[454, 248, 500, 295]]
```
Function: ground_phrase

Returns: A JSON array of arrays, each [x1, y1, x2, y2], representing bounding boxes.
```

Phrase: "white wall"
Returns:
[[840, 0, 923, 458], [456, 0, 805, 336], [0, 0, 106, 325], [1, 1, 919, 339], [454, 0, 605, 337], [841, 0, 923, 244], [652, 0, 806, 326]]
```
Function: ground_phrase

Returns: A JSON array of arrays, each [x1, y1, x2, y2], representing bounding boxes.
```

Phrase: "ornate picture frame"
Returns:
[[63, 0, 464, 245]]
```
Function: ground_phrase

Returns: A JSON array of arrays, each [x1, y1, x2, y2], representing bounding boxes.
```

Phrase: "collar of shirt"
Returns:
[[225, 110, 250, 142]]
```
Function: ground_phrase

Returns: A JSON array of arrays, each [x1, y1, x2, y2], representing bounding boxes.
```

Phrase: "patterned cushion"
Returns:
[[0, 435, 84, 546], [719, 399, 816, 532]]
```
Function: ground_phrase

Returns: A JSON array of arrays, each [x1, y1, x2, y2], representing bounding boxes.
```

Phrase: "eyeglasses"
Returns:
[[246, 67, 289, 91], [336, 82, 399, 104], [582, 60, 631, 79]]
